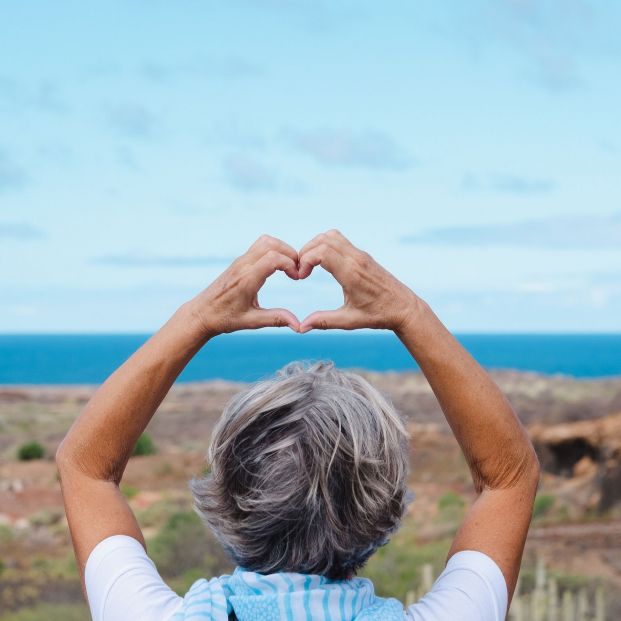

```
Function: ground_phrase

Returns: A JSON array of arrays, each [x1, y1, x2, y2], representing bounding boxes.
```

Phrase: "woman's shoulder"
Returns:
[[404, 551, 508, 621]]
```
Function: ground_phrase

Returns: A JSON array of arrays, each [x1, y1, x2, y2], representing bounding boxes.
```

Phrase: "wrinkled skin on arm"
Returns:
[[298, 230, 540, 601], [56, 235, 303, 591]]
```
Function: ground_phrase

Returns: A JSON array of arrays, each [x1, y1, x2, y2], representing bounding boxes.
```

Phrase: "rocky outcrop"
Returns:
[[530, 412, 621, 512]]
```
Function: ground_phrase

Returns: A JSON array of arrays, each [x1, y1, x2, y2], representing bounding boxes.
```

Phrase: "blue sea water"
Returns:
[[0, 333, 619, 385]]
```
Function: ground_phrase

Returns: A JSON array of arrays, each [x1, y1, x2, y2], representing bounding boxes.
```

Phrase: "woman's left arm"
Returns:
[[56, 235, 300, 586]]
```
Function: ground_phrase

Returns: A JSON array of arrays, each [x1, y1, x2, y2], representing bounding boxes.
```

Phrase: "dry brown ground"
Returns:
[[1, 371, 621, 590]]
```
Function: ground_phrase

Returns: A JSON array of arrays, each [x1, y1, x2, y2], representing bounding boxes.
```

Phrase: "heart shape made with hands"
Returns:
[[243, 239, 341, 334], [258, 265, 344, 333], [240, 230, 408, 335]]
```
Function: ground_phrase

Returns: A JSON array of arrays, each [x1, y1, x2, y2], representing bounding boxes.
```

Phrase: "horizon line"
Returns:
[[1, 331, 620, 337]]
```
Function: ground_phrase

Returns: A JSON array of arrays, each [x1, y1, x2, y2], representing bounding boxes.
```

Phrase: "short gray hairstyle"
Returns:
[[190, 361, 409, 579]]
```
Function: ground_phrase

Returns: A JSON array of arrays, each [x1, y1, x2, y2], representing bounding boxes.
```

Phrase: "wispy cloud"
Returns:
[[105, 103, 155, 139], [287, 129, 411, 170], [587, 271, 621, 285], [0, 222, 45, 240], [92, 254, 234, 268], [115, 145, 140, 171], [0, 75, 20, 106], [530, 45, 582, 92], [0, 150, 29, 192], [223, 154, 276, 192], [402, 212, 621, 249], [234, 0, 366, 33], [489, 0, 592, 91], [30, 80, 68, 113], [462, 172, 555, 195], [139, 56, 262, 82], [0, 75, 68, 114]]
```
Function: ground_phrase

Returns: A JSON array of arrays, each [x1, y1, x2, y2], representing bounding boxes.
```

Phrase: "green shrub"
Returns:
[[132, 433, 156, 456], [148, 511, 232, 579], [533, 493, 556, 519], [138, 497, 188, 529], [17, 441, 45, 461], [0, 603, 89, 621], [437, 490, 466, 522], [155, 461, 174, 476], [121, 484, 139, 499], [362, 517, 451, 600], [0, 524, 13, 545], [438, 490, 465, 512]]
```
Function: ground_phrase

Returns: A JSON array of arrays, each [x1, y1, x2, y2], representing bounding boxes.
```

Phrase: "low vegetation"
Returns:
[[1, 376, 620, 619], [16, 442, 44, 461], [132, 433, 156, 456], [533, 493, 557, 520]]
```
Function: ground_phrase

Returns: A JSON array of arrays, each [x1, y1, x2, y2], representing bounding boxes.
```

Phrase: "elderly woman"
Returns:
[[57, 232, 539, 621]]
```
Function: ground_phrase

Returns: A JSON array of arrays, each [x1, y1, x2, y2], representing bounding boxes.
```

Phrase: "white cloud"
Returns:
[[403, 212, 621, 249], [461, 172, 555, 195], [92, 254, 234, 268], [0, 222, 44, 240], [105, 103, 155, 139], [287, 129, 411, 170], [0, 150, 29, 192], [223, 154, 276, 192]]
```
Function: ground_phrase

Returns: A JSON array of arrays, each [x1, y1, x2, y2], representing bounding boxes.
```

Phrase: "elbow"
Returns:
[[55, 438, 78, 476], [511, 440, 540, 496], [55, 440, 70, 475], [55, 437, 119, 484], [474, 438, 541, 494], [524, 445, 541, 492], [508, 427, 541, 493]]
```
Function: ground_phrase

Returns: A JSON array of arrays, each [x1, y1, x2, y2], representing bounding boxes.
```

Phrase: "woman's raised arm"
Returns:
[[56, 236, 300, 586], [298, 230, 540, 601]]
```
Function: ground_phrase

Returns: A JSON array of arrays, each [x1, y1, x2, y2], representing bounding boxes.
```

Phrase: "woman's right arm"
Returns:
[[298, 230, 540, 602], [393, 298, 539, 601]]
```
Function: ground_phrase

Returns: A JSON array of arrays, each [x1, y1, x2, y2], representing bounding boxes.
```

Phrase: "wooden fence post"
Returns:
[[594, 585, 605, 621], [532, 557, 546, 621], [562, 590, 574, 621], [547, 576, 559, 621], [576, 588, 588, 621], [404, 558, 605, 621], [509, 595, 525, 621]]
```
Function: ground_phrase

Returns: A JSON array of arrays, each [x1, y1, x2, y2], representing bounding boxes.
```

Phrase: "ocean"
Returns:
[[0, 333, 619, 385]]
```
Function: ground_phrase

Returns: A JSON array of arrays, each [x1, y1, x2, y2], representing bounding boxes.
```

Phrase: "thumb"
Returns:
[[247, 307, 300, 332], [299, 308, 354, 333]]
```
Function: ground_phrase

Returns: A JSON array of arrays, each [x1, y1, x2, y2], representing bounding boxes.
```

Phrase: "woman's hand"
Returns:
[[298, 230, 421, 333], [189, 235, 301, 336]]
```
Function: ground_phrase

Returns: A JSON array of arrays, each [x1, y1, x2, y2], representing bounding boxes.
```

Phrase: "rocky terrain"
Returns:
[[1, 370, 620, 619]]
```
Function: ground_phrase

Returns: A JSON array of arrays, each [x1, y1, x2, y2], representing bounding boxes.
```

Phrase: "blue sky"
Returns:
[[0, 0, 619, 333]]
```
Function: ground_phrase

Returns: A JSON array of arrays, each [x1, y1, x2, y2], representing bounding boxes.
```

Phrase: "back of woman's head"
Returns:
[[191, 361, 409, 579]]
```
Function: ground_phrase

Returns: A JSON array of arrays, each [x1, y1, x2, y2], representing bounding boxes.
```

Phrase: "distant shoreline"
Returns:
[[1, 333, 621, 383], [1, 331, 620, 336], [1, 368, 621, 390]]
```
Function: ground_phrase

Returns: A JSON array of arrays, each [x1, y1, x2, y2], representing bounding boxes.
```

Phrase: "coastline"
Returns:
[[2, 333, 621, 384]]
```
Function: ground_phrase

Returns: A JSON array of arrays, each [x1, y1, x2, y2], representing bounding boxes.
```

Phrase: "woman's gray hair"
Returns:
[[190, 360, 410, 579]]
